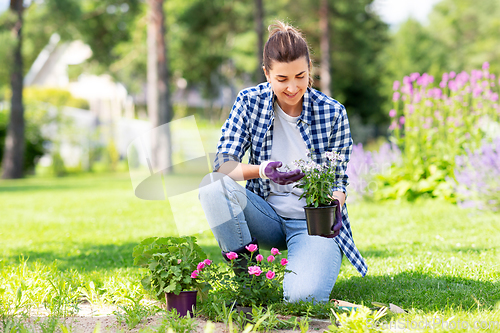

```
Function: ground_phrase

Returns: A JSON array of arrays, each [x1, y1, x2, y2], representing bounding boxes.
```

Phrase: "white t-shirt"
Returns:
[[266, 102, 308, 219]]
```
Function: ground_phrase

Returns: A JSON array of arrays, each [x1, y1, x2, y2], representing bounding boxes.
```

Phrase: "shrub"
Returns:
[[385, 63, 500, 200]]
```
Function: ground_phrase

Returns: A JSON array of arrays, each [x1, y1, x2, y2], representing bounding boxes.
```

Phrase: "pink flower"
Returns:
[[191, 270, 199, 278], [177, 259, 182, 264], [280, 258, 288, 266], [245, 244, 258, 253], [483, 62, 490, 70], [267, 255, 275, 263], [449, 71, 456, 79], [389, 109, 396, 118], [248, 266, 262, 276], [392, 92, 400, 102], [271, 248, 281, 256], [393, 80, 400, 91], [256, 254, 264, 262], [399, 116, 405, 125], [203, 259, 212, 266], [266, 271, 276, 280], [226, 252, 238, 260], [197, 262, 205, 271]]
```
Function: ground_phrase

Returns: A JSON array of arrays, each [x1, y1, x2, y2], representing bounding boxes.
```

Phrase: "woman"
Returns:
[[199, 21, 367, 303]]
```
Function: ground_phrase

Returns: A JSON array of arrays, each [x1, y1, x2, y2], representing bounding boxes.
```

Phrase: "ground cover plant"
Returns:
[[0, 172, 499, 332]]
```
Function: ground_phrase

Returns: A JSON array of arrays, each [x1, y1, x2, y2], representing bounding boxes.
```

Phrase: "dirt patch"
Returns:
[[22, 303, 332, 332]]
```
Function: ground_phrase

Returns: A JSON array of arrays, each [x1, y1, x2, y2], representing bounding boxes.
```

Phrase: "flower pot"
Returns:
[[304, 205, 337, 236], [236, 305, 253, 321], [165, 290, 197, 317]]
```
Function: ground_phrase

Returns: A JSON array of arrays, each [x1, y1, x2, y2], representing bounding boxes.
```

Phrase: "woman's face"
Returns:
[[264, 56, 310, 117]]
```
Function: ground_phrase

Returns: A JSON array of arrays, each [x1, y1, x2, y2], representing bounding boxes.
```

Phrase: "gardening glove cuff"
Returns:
[[324, 199, 342, 238], [259, 161, 273, 179]]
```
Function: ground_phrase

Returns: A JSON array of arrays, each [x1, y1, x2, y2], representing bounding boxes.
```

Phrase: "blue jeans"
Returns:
[[198, 172, 342, 303]]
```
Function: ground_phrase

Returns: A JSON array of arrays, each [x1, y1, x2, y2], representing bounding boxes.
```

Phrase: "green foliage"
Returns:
[[197, 249, 289, 307], [380, 0, 500, 120], [326, 306, 389, 332], [377, 65, 499, 200], [23, 87, 89, 110], [151, 309, 198, 333], [114, 296, 159, 329], [105, 140, 120, 172], [294, 151, 342, 207], [133, 236, 208, 298], [0, 103, 47, 174], [51, 151, 67, 177]]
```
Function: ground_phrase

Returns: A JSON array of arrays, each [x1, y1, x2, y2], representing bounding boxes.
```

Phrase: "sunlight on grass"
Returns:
[[1, 173, 499, 331]]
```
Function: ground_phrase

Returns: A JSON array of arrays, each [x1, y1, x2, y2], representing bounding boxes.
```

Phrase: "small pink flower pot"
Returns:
[[165, 290, 197, 317]]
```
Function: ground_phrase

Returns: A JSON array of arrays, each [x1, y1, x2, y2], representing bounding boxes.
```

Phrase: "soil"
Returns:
[[23, 302, 332, 333]]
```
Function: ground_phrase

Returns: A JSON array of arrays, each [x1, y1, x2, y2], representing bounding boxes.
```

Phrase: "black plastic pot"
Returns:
[[304, 205, 337, 236], [165, 290, 197, 317]]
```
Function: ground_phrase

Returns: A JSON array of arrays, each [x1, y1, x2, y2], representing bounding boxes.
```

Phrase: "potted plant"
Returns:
[[193, 244, 290, 312], [132, 236, 208, 316], [293, 151, 343, 237]]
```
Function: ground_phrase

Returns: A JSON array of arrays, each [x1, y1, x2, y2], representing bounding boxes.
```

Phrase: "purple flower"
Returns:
[[393, 92, 400, 102], [482, 62, 490, 70], [393, 80, 400, 91], [389, 109, 397, 118], [410, 72, 420, 82], [449, 71, 456, 79], [399, 116, 405, 125]]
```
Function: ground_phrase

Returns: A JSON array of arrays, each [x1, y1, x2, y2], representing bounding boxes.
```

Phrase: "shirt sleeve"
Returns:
[[329, 104, 352, 196], [213, 91, 251, 171]]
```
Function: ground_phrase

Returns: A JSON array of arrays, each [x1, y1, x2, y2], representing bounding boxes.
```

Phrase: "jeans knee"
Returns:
[[199, 172, 233, 201]]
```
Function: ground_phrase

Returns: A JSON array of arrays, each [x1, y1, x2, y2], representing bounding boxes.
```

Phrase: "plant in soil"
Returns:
[[293, 150, 343, 207], [132, 236, 207, 298], [113, 295, 159, 329], [194, 245, 289, 307]]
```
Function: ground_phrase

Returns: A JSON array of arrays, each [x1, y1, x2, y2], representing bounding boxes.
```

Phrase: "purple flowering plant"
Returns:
[[292, 150, 344, 207], [385, 63, 500, 199], [192, 245, 290, 307], [453, 137, 500, 211]]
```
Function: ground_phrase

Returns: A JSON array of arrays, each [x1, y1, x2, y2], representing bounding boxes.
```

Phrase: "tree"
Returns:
[[319, 0, 331, 96], [147, 0, 173, 172], [2, 0, 26, 179], [255, 0, 265, 83]]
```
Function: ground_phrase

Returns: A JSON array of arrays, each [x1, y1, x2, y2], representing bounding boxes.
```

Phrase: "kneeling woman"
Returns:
[[199, 21, 367, 303]]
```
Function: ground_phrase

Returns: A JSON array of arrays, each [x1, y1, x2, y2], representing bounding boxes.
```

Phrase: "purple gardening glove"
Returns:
[[326, 198, 342, 238], [261, 161, 305, 185]]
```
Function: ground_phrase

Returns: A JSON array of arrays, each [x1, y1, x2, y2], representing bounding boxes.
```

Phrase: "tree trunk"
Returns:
[[147, 0, 173, 173], [254, 0, 265, 83], [2, 0, 25, 179], [319, 0, 331, 97]]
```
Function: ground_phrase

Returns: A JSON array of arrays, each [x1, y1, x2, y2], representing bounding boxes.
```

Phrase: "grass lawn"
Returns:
[[1, 172, 499, 332]]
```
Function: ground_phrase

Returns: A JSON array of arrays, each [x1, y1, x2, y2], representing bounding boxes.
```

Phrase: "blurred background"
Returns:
[[0, 0, 499, 208]]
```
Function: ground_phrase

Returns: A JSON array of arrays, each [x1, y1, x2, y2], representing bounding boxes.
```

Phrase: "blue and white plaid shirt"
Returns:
[[214, 82, 368, 276]]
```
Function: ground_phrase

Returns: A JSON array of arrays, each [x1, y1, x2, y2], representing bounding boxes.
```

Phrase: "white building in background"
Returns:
[[25, 33, 149, 168]]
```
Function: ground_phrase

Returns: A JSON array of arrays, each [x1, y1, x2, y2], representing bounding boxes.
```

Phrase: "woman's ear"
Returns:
[[263, 66, 270, 82]]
